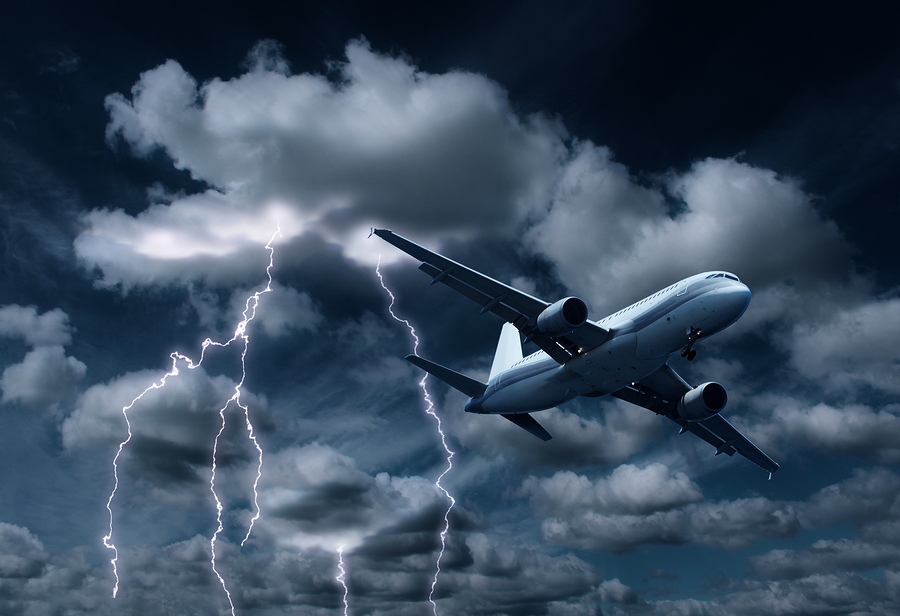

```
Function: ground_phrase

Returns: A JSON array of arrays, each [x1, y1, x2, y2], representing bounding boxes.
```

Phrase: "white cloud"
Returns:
[[640, 571, 900, 616], [529, 466, 900, 554], [0, 345, 86, 408], [787, 297, 900, 393], [751, 538, 900, 579], [80, 39, 566, 289], [440, 534, 602, 613], [596, 578, 639, 605], [235, 282, 322, 338], [539, 495, 800, 553], [452, 400, 663, 468], [0, 304, 73, 346], [757, 396, 900, 462], [249, 443, 452, 553], [0, 521, 48, 578], [0, 305, 85, 410], [524, 156, 852, 318], [61, 364, 260, 455], [522, 463, 703, 517]]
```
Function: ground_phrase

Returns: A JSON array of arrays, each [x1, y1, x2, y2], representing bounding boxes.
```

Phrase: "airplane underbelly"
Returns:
[[558, 332, 666, 396], [635, 313, 684, 359], [480, 372, 577, 414]]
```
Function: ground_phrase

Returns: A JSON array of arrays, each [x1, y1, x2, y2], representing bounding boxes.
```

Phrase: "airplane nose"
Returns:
[[728, 284, 751, 313]]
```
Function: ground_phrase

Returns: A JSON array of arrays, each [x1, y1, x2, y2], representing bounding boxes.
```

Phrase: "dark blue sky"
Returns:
[[1, 2, 899, 614]]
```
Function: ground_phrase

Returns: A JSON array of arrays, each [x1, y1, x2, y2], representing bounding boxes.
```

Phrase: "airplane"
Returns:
[[371, 228, 779, 478]]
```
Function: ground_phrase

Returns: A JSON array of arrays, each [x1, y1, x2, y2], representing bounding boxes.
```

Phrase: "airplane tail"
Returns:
[[404, 324, 553, 442], [489, 322, 523, 380]]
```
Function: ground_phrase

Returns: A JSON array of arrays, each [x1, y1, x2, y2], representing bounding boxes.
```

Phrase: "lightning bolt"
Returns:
[[104, 226, 281, 614], [336, 546, 349, 616], [375, 256, 455, 616]]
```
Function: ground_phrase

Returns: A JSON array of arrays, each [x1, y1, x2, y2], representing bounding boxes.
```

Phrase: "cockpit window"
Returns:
[[706, 272, 740, 282]]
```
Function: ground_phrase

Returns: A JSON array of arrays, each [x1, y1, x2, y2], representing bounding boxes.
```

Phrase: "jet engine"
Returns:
[[535, 297, 588, 338], [676, 382, 727, 422]]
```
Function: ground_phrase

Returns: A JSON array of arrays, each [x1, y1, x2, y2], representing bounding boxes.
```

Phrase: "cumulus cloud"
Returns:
[[79, 38, 565, 289], [0, 521, 48, 578], [633, 571, 900, 616], [539, 495, 800, 553], [452, 400, 663, 468], [787, 297, 900, 393], [61, 363, 269, 513], [62, 365, 249, 451], [751, 539, 900, 580], [754, 395, 900, 462], [250, 443, 464, 553], [524, 156, 851, 317], [235, 282, 322, 338], [522, 463, 703, 517], [0, 345, 86, 407], [527, 465, 900, 555], [0, 305, 86, 410], [0, 304, 73, 346], [800, 466, 900, 530], [433, 534, 602, 615]]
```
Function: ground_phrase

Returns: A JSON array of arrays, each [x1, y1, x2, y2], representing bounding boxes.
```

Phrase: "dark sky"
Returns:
[[2, 2, 900, 614]]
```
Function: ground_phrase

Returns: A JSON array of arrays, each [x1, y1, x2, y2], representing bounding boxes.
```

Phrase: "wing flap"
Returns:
[[695, 414, 779, 474], [419, 262, 528, 326]]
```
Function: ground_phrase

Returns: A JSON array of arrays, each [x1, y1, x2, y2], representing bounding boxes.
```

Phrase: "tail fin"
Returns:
[[490, 322, 523, 380], [405, 349, 554, 442]]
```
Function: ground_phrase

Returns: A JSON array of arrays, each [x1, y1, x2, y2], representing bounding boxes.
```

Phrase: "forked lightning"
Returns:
[[376, 256, 456, 615], [104, 227, 281, 614]]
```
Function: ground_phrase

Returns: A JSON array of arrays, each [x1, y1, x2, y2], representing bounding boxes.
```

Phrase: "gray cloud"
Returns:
[[0, 305, 86, 410], [79, 39, 565, 290], [523, 156, 852, 317], [0, 345, 86, 408], [528, 466, 900, 555], [751, 396, 900, 462], [751, 539, 900, 580], [787, 297, 900, 394], [451, 399, 664, 469], [0, 305, 73, 346], [626, 571, 900, 616], [539, 496, 801, 553], [0, 522, 47, 578], [522, 463, 703, 517]]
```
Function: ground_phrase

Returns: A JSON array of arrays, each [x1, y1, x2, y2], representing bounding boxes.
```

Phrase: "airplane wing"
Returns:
[[372, 229, 611, 364], [610, 364, 779, 477]]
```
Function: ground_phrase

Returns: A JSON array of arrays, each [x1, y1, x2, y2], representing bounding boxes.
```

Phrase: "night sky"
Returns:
[[2, 1, 900, 614]]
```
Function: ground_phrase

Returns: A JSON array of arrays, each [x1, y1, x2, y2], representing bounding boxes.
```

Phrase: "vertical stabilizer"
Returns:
[[490, 322, 524, 380]]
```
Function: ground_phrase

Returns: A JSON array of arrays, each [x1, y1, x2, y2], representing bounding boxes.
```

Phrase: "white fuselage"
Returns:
[[464, 272, 751, 415]]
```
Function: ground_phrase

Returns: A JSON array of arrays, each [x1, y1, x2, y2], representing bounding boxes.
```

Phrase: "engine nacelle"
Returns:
[[535, 297, 588, 338], [676, 382, 727, 422]]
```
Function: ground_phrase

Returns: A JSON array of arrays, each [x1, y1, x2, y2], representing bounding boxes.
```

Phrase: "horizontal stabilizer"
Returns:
[[501, 413, 553, 441], [405, 355, 487, 398]]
